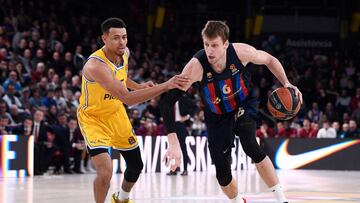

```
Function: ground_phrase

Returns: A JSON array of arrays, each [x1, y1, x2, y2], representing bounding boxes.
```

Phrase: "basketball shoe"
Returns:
[[110, 192, 134, 203]]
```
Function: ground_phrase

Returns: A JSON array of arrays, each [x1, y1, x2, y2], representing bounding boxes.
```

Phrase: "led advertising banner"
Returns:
[[0, 135, 33, 177], [2, 135, 358, 177], [262, 138, 360, 170], [111, 136, 256, 173]]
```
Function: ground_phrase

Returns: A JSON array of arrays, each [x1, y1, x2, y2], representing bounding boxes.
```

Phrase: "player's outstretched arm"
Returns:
[[234, 43, 302, 103], [126, 78, 155, 90], [83, 59, 190, 106]]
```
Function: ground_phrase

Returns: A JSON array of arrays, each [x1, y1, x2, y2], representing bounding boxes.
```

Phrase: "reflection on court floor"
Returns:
[[0, 170, 359, 203]]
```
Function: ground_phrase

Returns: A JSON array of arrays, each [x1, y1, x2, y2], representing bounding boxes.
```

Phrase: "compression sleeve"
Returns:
[[159, 89, 186, 133]]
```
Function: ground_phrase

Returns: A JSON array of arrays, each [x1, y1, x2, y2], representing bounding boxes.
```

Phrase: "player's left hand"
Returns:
[[284, 82, 303, 104], [163, 133, 182, 171], [140, 81, 155, 89]]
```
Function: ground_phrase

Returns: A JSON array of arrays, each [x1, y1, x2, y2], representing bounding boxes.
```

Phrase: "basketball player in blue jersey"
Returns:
[[160, 21, 302, 203]]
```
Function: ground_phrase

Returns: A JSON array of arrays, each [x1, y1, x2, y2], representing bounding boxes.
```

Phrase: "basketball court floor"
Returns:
[[1, 169, 359, 203]]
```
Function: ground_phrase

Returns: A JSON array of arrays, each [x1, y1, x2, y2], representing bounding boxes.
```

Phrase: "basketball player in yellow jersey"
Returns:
[[77, 17, 189, 203]]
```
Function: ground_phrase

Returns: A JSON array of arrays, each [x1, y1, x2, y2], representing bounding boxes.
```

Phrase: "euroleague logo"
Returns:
[[128, 136, 136, 145]]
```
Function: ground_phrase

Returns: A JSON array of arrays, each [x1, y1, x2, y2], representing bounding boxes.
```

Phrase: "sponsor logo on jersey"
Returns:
[[104, 93, 116, 100]]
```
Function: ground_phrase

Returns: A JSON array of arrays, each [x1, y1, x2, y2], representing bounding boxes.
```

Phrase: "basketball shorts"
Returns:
[[77, 109, 138, 152], [204, 106, 258, 160]]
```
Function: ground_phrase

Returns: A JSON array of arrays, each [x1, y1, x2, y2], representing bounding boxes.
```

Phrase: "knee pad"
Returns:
[[212, 156, 232, 186], [240, 137, 266, 163], [124, 159, 144, 182]]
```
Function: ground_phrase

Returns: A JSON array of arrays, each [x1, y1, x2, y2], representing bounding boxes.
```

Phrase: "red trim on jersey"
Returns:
[[240, 74, 249, 96], [207, 83, 222, 114], [225, 78, 237, 110]]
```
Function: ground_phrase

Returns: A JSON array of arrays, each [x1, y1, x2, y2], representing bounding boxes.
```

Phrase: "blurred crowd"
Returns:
[[0, 0, 359, 174]]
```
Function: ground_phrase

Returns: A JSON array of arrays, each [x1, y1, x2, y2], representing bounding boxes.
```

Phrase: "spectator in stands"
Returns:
[[351, 88, 360, 111], [2, 70, 22, 92], [15, 63, 30, 85], [33, 110, 47, 142], [31, 62, 46, 83], [2, 83, 23, 109], [332, 121, 341, 137], [289, 117, 301, 130], [0, 114, 11, 134], [53, 112, 72, 174], [342, 112, 351, 124], [68, 117, 85, 174], [69, 75, 81, 93], [311, 121, 319, 135], [346, 120, 360, 138], [191, 110, 207, 136], [9, 104, 29, 124], [317, 120, 337, 138], [63, 89, 76, 112], [47, 68, 56, 84], [41, 126, 58, 174], [41, 88, 56, 108], [72, 45, 85, 73], [12, 115, 33, 136], [129, 109, 142, 131], [32, 110, 48, 175], [50, 72, 60, 86], [323, 102, 339, 123], [256, 121, 275, 138], [298, 118, 317, 138], [339, 123, 350, 138], [336, 89, 351, 116], [0, 60, 8, 83], [38, 76, 49, 96], [72, 91, 81, 109], [0, 99, 14, 124], [54, 87, 66, 111], [278, 121, 297, 138], [61, 67, 73, 84], [29, 87, 42, 108], [49, 51, 63, 74], [351, 101, 360, 125], [20, 87, 31, 110], [308, 102, 322, 124], [144, 98, 161, 123], [63, 52, 74, 74], [46, 105, 58, 125], [136, 117, 158, 136], [18, 48, 32, 74]]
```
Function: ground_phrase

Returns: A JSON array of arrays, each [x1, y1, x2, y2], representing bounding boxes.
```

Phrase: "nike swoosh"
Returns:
[[275, 139, 360, 169], [223, 147, 230, 154]]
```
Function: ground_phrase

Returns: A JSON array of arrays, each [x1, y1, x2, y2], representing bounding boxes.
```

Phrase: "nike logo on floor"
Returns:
[[275, 139, 360, 169]]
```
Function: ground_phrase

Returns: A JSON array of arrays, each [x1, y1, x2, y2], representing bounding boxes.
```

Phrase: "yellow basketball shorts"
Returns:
[[77, 109, 138, 151]]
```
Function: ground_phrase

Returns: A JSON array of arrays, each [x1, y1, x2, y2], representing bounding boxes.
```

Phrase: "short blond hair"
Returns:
[[201, 21, 229, 42]]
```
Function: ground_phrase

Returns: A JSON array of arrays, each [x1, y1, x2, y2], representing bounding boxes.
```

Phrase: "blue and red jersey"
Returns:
[[194, 43, 258, 115]]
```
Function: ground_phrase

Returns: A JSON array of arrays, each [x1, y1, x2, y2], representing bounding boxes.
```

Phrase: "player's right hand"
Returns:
[[166, 75, 190, 91], [284, 82, 303, 104]]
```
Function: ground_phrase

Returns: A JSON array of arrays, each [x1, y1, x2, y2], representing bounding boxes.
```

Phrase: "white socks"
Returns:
[[230, 194, 245, 203], [269, 184, 287, 203], [114, 187, 130, 201]]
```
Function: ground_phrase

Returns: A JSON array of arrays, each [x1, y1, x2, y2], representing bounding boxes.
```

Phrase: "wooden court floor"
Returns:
[[1, 169, 359, 203]]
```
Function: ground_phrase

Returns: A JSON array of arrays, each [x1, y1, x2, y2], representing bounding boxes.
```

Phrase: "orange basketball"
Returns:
[[267, 87, 301, 120]]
